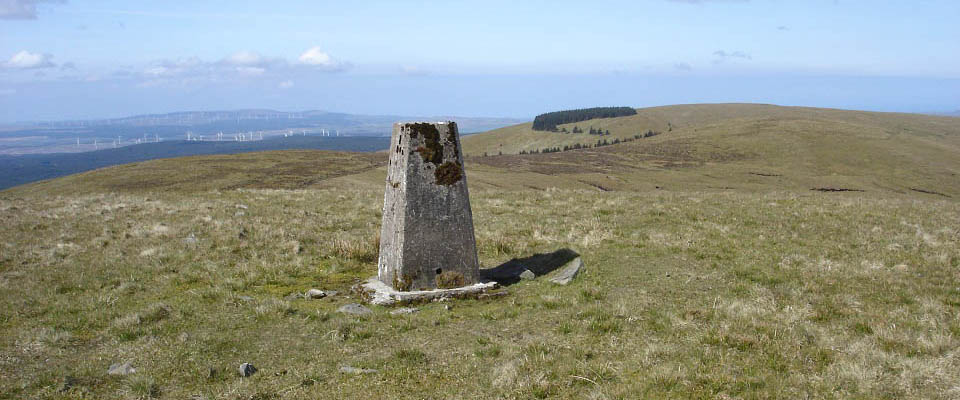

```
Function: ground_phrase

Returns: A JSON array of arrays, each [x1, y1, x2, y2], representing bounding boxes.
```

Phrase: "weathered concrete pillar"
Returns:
[[378, 121, 480, 291]]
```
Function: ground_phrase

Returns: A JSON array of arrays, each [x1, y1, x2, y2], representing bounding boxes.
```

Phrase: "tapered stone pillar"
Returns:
[[378, 121, 480, 291]]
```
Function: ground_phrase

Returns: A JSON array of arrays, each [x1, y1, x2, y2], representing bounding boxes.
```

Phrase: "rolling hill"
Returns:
[[463, 103, 960, 156], [1, 104, 958, 399], [463, 103, 960, 197]]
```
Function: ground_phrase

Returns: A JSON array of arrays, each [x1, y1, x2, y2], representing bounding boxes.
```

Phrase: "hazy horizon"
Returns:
[[3, 0, 959, 122]]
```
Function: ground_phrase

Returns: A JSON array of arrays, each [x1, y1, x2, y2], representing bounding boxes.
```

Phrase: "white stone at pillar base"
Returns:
[[358, 277, 498, 306]]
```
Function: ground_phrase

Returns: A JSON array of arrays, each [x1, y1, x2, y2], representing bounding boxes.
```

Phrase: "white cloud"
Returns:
[[0, 0, 65, 20], [143, 57, 205, 78], [4, 50, 55, 69], [223, 50, 264, 66], [221, 51, 284, 75], [298, 46, 333, 66], [129, 48, 347, 87], [297, 46, 347, 71]]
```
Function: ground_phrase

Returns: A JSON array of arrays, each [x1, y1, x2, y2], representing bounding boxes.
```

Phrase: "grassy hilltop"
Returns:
[[1, 104, 959, 399]]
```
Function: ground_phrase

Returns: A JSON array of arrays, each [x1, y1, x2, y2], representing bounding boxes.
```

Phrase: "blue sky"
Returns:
[[1, 0, 959, 122]]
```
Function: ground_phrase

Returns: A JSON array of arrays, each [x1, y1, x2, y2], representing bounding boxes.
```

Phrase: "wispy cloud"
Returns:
[[0, 0, 65, 20], [713, 50, 752, 63], [133, 46, 348, 87], [3, 50, 56, 69], [673, 62, 693, 71]]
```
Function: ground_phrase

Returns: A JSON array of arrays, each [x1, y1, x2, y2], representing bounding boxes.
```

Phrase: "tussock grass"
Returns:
[[2, 126, 960, 399], [2, 184, 958, 398]]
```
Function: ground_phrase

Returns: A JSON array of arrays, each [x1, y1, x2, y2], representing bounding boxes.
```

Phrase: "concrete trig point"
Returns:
[[377, 121, 481, 291]]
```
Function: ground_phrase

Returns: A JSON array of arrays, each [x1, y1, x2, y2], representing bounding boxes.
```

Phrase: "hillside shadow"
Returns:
[[480, 248, 579, 286]]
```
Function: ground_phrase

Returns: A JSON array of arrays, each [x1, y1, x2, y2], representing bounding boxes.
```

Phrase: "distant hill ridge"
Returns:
[[7, 103, 959, 200], [464, 103, 960, 156]]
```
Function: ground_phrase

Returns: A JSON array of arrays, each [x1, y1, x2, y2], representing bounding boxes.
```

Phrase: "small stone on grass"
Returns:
[[339, 366, 378, 374], [547, 257, 583, 285], [337, 303, 372, 315], [390, 307, 418, 315], [238, 363, 257, 377], [108, 362, 135, 376]]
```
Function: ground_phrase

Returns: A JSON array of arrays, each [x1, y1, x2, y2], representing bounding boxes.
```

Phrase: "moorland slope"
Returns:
[[1, 105, 958, 399]]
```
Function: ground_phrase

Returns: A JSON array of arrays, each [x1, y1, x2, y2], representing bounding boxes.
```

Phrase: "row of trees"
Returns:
[[517, 130, 662, 155], [531, 107, 637, 131], [560, 126, 611, 135]]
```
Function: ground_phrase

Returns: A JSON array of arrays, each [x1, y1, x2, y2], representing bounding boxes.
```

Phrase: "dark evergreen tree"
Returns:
[[531, 107, 637, 131]]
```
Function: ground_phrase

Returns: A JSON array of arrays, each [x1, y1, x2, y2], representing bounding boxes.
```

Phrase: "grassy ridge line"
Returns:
[[461, 103, 960, 197], [462, 103, 960, 156]]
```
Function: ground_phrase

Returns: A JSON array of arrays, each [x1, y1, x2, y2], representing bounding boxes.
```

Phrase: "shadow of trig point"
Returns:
[[377, 121, 481, 291]]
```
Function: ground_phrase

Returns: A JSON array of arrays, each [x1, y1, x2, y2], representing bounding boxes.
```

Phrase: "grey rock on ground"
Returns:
[[339, 366, 378, 374], [390, 307, 418, 315], [547, 257, 583, 285], [238, 363, 257, 377], [519, 269, 535, 280], [306, 289, 327, 299], [183, 234, 198, 244], [337, 303, 372, 315], [107, 362, 135, 376]]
